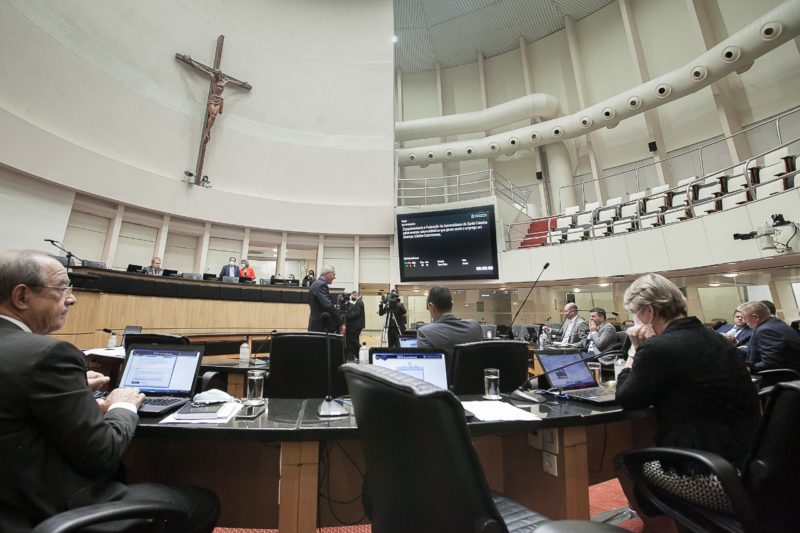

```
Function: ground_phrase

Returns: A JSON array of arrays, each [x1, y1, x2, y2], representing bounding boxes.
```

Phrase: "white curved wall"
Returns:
[[0, 0, 395, 234]]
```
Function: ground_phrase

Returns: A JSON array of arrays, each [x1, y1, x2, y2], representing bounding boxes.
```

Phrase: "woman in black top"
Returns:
[[301, 269, 315, 288], [615, 273, 760, 531]]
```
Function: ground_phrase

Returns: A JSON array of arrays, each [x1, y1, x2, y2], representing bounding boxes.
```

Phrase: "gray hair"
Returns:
[[738, 301, 770, 320], [624, 273, 687, 320], [565, 302, 578, 311], [0, 250, 53, 302], [320, 266, 335, 277]]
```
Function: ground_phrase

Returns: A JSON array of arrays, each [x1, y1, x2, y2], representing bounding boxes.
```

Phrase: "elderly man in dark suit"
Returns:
[[0, 250, 219, 532], [308, 265, 344, 334], [543, 302, 589, 348], [416, 286, 483, 377], [739, 300, 800, 373]]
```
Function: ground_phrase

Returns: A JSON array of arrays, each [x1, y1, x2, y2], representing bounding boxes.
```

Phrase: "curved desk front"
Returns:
[[126, 397, 653, 532]]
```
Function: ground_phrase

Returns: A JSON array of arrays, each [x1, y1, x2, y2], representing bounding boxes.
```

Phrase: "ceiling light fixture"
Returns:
[[722, 273, 739, 278], [391, 35, 398, 43], [709, 282, 721, 287]]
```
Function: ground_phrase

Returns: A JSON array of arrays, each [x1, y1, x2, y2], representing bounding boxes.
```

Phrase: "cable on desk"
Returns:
[[588, 424, 608, 474]]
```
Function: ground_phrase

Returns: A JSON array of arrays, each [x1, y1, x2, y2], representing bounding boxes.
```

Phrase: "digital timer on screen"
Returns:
[[396, 205, 499, 282]]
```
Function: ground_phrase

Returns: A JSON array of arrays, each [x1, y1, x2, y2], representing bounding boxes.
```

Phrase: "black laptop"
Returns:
[[535, 352, 616, 405], [126, 264, 143, 273], [118, 344, 205, 415]]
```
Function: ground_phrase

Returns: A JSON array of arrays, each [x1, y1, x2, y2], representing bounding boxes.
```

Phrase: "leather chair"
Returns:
[[265, 331, 346, 398], [621, 381, 800, 533], [450, 340, 530, 395], [31, 501, 187, 533], [342, 363, 547, 533]]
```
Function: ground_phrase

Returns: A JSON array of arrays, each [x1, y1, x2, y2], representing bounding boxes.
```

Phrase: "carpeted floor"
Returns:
[[213, 479, 643, 533]]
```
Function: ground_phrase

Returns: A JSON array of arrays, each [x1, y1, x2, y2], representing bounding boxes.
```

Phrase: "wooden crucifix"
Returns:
[[175, 35, 252, 186]]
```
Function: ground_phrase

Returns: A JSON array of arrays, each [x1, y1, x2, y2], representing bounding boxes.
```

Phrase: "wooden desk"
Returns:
[[126, 397, 652, 532]]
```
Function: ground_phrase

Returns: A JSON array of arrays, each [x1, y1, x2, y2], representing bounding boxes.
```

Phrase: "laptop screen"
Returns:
[[535, 352, 597, 390], [399, 336, 418, 348], [119, 346, 203, 395], [370, 350, 448, 389]]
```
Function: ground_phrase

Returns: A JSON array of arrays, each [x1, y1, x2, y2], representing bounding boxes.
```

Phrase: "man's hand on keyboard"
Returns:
[[99, 388, 145, 414], [86, 370, 110, 391]]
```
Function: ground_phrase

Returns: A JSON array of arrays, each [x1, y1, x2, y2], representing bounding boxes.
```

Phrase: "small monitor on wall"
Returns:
[[396, 205, 499, 282]]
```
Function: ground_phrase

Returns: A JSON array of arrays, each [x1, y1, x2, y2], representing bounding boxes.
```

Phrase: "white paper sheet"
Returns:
[[158, 402, 242, 424], [84, 346, 125, 358], [461, 401, 540, 421]]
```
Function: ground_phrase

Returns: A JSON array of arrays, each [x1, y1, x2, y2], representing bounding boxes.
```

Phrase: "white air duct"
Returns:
[[397, 0, 800, 167], [395, 93, 560, 142]]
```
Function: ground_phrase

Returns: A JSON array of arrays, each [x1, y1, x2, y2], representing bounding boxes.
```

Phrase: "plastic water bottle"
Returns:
[[239, 341, 250, 365], [614, 357, 625, 381], [107, 333, 117, 349], [359, 342, 369, 365]]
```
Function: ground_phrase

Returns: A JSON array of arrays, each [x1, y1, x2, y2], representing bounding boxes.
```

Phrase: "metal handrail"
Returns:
[[557, 105, 800, 212]]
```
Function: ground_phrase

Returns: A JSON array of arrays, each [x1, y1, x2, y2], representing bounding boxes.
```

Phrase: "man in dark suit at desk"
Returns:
[[219, 256, 240, 279], [417, 286, 482, 375], [739, 300, 800, 373], [308, 266, 344, 334], [0, 250, 219, 532], [543, 302, 589, 347], [585, 307, 620, 355], [718, 309, 752, 348], [142, 256, 163, 276]]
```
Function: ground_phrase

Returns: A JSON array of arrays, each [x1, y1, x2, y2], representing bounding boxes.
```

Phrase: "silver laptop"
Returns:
[[369, 349, 448, 390], [535, 352, 616, 405], [119, 344, 204, 415]]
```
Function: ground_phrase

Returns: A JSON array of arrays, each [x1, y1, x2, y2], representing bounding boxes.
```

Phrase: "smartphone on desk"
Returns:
[[236, 404, 266, 419]]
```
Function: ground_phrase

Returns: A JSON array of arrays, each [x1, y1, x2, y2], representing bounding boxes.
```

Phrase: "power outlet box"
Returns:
[[527, 430, 542, 449], [541, 428, 559, 454], [542, 451, 558, 476]]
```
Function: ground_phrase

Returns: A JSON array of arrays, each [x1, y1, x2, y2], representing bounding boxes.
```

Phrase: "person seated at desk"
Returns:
[[143, 256, 163, 276], [585, 307, 620, 355], [416, 286, 482, 371], [301, 269, 315, 288], [0, 250, 220, 532], [542, 302, 588, 348], [739, 300, 800, 374], [717, 309, 752, 348], [239, 259, 255, 280], [219, 256, 240, 279], [615, 273, 759, 533]]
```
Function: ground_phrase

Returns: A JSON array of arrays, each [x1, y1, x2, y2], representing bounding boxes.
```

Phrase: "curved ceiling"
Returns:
[[394, 0, 615, 73]]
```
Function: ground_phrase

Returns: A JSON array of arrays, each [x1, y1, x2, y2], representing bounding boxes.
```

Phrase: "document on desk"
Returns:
[[461, 401, 540, 422], [84, 347, 126, 358], [158, 402, 242, 424]]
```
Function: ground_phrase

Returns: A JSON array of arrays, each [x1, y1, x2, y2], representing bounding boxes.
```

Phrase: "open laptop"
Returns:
[[369, 348, 448, 390], [534, 352, 616, 405], [399, 335, 418, 348], [119, 344, 205, 415]]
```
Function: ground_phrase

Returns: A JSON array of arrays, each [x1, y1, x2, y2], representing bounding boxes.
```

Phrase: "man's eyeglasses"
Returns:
[[35, 284, 74, 297]]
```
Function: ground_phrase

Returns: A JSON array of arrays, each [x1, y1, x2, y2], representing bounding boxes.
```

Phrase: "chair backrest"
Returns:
[[123, 333, 190, 352], [266, 332, 346, 398], [451, 340, 530, 395], [744, 381, 800, 530], [342, 363, 509, 533]]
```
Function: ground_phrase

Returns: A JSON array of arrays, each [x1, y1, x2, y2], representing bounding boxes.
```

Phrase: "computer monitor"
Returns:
[[222, 276, 239, 284], [369, 348, 448, 389], [399, 335, 418, 348], [126, 264, 143, 273], [162, 269, 178, 277], [182, 272, 202, 281], [202, 273, 218, 281]]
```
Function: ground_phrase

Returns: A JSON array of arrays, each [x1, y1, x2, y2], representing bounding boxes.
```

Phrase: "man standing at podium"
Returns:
[[308, 266, 344, 334], [0, 250, 219, 532]]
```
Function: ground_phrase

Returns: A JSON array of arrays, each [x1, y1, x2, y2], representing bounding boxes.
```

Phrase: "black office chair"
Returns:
[[450, 340, 530, 395], [199, 339, 242, 356], [753, 368, 800, 389], [265, 331, 346, 398], [621, 380, 800, 533], [123, 333, 190, 353], [343, 363, 545, 532], [342, 364, 624, 533], [31, 501, 188, 533]]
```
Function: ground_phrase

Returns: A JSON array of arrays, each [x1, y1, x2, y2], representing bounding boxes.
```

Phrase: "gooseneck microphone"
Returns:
[[317, 312, 348, 417], [510, 354, 593, 403], [44, 238, 59, 244], [508, 262, 550, 334]]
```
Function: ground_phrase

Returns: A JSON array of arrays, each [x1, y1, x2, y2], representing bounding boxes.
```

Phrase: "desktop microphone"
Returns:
[[508, 262, 550, 334], [510, 354, 595, 403], [317, 313, 348, 417]]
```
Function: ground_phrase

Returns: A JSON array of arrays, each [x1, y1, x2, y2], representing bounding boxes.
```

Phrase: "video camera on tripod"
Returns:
[[335, 291, 351, 317]]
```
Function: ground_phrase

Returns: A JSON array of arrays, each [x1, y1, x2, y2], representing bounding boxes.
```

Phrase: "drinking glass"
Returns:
[[483, 368, 501, 400], [245, 370, 266, 406], [587, 362, 603, 385]]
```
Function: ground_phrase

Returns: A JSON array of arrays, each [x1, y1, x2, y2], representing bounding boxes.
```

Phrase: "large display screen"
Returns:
[[397, 205, 499, 282]]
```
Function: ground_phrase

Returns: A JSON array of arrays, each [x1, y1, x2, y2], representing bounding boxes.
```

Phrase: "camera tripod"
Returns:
[[380, 304, 403, 347]]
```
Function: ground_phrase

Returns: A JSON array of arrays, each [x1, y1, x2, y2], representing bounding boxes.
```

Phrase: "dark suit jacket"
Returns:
[[717, 324, 753, 347], [308, 277, 340, 332], [345, 298, 365, 331], [142, 266, 162, 276], [616, 317, 760, 467], [551, 316, 589, 346], [747, 316, 800, 373], [218, 264, 240, 278], [417, 314, 484, 378], [0, 319, 138, 529]]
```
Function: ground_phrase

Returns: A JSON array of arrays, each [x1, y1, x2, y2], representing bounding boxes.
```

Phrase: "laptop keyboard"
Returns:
[[142, 397, 183, 406], [568, 387, 614, 398]]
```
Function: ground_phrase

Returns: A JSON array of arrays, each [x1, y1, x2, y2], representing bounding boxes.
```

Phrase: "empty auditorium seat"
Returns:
[[642, 184, 671, 213], [555, 205, 580, 229]]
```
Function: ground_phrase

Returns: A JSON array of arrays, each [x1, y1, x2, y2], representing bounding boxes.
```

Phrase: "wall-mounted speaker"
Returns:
[[536, 171, 544, 181], [648, 141, 658, 152]]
